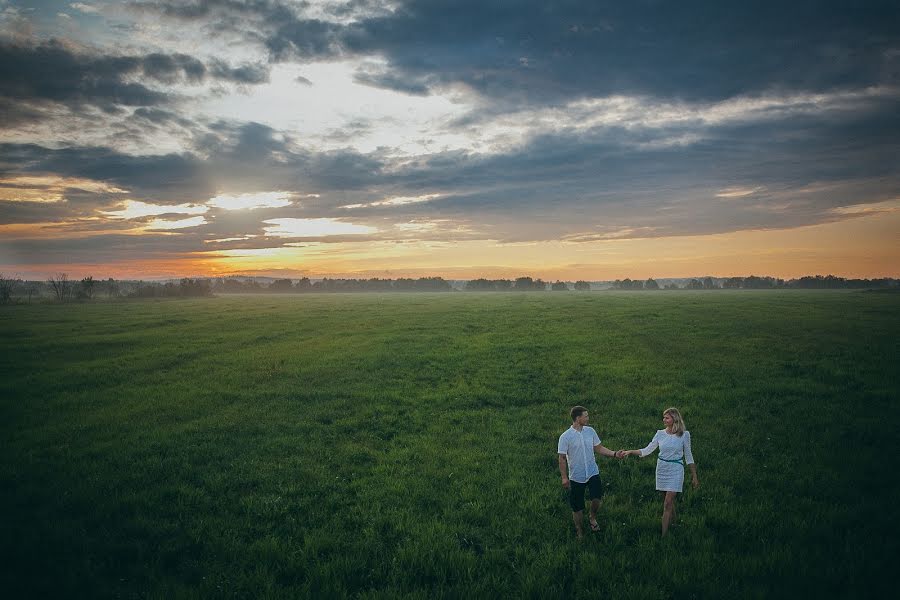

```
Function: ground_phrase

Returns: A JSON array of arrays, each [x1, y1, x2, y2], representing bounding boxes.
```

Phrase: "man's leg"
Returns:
[[587, 475, 603, 531], [569, 480, 586, 537], [572, 509, 584, 538], [589, 498, 601, 529]]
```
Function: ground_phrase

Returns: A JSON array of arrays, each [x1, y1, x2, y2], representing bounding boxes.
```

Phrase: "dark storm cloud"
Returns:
[[135, 0, 900, 104], [345, 0, 900, 103], [131, 107, 196, 128], [133, 0, 343, 60], [209, 59, 270, 84], [0, 39, 169, 114], [352, 68, 431, 96], [0, 39, 271, 127], [0, 233, 207, 265], [0, 143, 213, 204]]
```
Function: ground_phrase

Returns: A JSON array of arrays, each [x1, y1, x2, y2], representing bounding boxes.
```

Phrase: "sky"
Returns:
[[1, 0, 898, 281]]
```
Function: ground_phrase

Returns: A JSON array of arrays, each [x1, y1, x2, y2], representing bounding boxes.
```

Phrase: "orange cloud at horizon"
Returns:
[[3, 211, 898, 281]]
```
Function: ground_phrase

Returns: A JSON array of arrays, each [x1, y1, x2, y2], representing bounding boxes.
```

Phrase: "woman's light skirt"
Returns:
[[655, 459, 684, 493]]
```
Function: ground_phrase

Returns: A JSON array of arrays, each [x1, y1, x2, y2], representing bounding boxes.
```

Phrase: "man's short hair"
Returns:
[[570, 405, 588, 421]]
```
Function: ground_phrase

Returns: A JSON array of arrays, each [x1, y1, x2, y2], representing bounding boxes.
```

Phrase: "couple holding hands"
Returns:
[[557, 405, 699, 538]]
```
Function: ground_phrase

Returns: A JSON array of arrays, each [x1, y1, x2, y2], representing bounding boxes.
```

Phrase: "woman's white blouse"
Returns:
[[639, 430, 695, 464]]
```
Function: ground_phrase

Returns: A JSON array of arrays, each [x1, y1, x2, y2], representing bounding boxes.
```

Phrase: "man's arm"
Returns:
[[594, 444, 618, 458], [558, 454, 570, 488]]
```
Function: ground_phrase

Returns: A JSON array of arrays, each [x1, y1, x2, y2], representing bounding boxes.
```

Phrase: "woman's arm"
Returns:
[[684, 431, 699, 488]]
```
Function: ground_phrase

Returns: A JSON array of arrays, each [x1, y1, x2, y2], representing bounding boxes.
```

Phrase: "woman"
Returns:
[[624, 407, 699, 536]]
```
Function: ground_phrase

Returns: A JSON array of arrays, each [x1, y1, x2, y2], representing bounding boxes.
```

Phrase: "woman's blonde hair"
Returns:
[[664, 407, 686, 436]]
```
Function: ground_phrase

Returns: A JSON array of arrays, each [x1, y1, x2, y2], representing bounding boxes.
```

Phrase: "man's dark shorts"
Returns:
[[569, 474, 603, 512]]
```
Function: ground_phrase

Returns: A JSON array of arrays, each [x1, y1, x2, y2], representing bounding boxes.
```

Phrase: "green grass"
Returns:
[[1, 291, 897, 598]]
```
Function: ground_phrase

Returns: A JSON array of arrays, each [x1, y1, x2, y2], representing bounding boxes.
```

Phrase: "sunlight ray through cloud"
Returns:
[[716, 187, 766, 199], [145, 216, 208, 230], [103, 200, 209, 219], [207, 191, 294, 211], [0, 175, 127, 203], [263, 218, 378, 238]]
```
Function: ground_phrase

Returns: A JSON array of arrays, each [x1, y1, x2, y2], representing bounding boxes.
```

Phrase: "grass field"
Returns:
[[1, 291, 897, 598]]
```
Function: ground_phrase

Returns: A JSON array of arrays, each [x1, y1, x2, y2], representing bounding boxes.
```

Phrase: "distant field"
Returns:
[[1, 291, 897, 598]]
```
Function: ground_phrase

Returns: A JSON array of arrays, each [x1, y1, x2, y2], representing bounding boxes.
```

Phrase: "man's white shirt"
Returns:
[[557, 426, 601, 483]]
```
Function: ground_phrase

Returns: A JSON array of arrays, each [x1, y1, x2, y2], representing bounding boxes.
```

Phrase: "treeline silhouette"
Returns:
[[612, 275, 898, 290], [218, 277, 452, 293], [466, 277, 555, 291], [1, 273, 897, 304]]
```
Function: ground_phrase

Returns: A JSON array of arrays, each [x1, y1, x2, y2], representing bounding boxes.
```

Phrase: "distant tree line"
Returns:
[[0, 274, 213, 303], [465, 277, 550, 291], [611, 275, 898, 290], [1, 273, 896, 305], [216, 276, 453, 293], [129, 279, 214, 298]]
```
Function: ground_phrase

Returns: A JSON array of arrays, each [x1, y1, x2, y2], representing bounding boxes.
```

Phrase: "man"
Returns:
[[557, 405, 622, 537]]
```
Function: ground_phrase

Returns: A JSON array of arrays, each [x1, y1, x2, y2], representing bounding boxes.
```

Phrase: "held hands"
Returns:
[[561, 476, 570, 490], [692, 475, 700, 490]]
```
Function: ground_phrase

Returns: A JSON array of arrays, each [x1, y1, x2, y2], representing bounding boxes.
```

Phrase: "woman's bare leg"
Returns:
[[662, 491, 677, 536]]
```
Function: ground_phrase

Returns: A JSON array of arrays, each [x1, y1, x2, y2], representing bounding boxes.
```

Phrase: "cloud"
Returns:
[[1, 69, 897, 268], [263, 217, 378, 238], [208, 59, 270, 84], [0, 143, 213, 203], [207, 191, 293, 210], [0, 39, 271, 128], [145, 215, 207, 230], [0, 174, 127, 203], [136, 0, 900, 106], [102, 200, 209, 219], [70, 3, 101, 15]]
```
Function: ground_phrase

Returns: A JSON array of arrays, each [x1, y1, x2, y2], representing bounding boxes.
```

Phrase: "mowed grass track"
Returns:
[[1, 291, 897, 598]]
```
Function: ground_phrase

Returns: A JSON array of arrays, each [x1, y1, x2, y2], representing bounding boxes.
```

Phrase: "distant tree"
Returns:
[[269, 278, 294, 292], [551, 281, 569, 291], [79, 276, 95, 300], [743, 275, 777, 289], [702, 276, 717, 289], [645, 278, 659, 290], [664, 283, 680, 290], [514, 277, 536, 291], [722, 277, 744, 289], [23, 281, 39, 303], [574, 280, 591, 291], [409, 277, 451, 291], [295, 277, 312, 291], [104, 278, 120, 298], [466, 278, 493, 291], [48, 273, 72, 301], [0, 273, 16, 304], [686, 278, 704, 290], [613, 278, 643, 290], [223, 279, 246, 293], [179, 278, 213, 297]]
